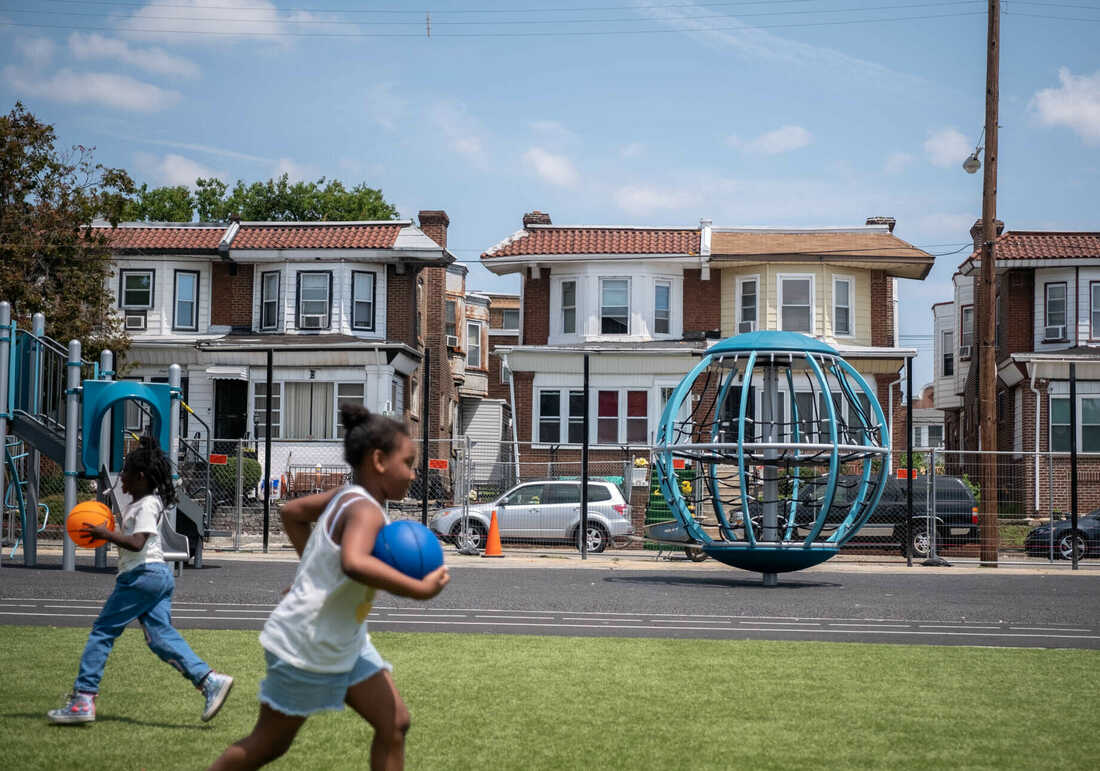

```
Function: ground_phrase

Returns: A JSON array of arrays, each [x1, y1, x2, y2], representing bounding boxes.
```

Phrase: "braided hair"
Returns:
[[122, 435, 178, 507], [341, 404, 409, 468]]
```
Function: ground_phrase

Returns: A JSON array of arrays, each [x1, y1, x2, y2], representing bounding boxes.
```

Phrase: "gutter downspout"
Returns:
[[1029, 365, 1041, 512], [887, 373, 902, 473], [893, 277, 900, 347], [502, 352, 521, 482]]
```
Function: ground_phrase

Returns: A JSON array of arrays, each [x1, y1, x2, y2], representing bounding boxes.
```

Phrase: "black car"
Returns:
[[1024, 509, 1100, 560]]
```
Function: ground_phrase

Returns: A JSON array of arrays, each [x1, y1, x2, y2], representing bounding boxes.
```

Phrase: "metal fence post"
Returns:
[[235, 440, 243, 551], [62, 340, 81, 572], [0, 303, 9, 570], [23, 312, 45, 567], [928, 448, 938, 561], [1048, 451, 1054, 562], [94, 349, 113, 569]]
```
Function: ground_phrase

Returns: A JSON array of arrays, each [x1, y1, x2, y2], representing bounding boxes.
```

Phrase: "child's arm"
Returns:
[[281, 488, 345, 557], [83, 524, 148, 552], [339, 502, 450, 600]]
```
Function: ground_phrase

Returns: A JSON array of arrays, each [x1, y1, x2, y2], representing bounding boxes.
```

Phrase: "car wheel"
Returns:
[[581, 523, 610, 554], [1058, 531, 1087, 561], [451, 520, 487, 551], [900, 523, 932, 558], [685, 546, 708, 562]]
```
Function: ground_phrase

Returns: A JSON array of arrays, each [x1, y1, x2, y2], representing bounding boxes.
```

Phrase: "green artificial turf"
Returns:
[[2, 626, 1097, 770]]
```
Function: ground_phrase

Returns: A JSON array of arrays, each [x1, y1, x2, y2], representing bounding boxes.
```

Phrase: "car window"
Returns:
[[588, 484, 613, 502], [543, 484, 581, 505], [503, 484, 544, 506]]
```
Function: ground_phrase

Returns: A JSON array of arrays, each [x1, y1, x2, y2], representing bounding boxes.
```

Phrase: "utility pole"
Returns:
[[978, 0, 1000, 566]]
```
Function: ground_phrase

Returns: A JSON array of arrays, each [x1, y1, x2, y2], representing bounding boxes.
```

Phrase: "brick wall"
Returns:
[[682, 268, 721, 334], [210, 263, 254, 327], [417, 211, 459, 448], [386, 265, 419, 348], [869, 271, 895, 347], [997, 269, 1034, 359], [522, 268, 550, 345], [874, 374, 906, 451], [487, 333, 518, 402]]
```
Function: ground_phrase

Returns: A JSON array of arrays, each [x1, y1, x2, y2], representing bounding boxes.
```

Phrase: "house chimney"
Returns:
[[969, 218, 1005, 253], [418, 210, 449, 248], [865, 216, 896, 232], [522, 210, 552, 228]]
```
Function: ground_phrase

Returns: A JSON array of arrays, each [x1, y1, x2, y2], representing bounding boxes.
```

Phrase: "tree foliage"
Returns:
[[123, 183, 194, 222], [0, 103, 133, 361]]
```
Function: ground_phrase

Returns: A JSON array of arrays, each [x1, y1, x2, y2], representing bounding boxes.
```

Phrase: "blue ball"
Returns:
[[372, 520, 444, 580]]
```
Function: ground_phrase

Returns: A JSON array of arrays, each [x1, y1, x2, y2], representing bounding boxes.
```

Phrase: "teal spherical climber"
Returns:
[[654, 331, 890, 585]]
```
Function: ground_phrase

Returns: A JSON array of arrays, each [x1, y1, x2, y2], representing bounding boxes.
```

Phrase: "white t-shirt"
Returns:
[[116, 494, 165, 575]]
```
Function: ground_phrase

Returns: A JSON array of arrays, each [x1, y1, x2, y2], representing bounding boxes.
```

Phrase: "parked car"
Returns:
[[1024, 509, 1100, 560], [429, 480, 633, 553]]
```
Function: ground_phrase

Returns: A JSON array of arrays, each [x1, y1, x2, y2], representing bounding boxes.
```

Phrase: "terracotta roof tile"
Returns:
[[96, 225, 226, 251], [959, 231, 1100, 271], [483, 227, 699, 258], [231, 223, 402, 249]]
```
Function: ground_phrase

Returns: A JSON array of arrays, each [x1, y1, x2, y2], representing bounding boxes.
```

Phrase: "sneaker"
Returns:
[[47, 692, 96, 725], [200, 672, 234, 722]]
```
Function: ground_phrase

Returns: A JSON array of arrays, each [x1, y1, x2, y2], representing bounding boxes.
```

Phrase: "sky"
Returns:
[[2, 0, 1099, 389]]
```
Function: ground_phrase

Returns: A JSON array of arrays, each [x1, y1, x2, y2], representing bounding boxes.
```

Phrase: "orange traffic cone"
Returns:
[[482, 509, 504, 558]]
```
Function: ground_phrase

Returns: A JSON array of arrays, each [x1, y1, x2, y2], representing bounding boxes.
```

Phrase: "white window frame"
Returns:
[[445, 299, 457, 339], [599, 277, 631, 336], [777, 274, 815, 334], [595, 388, 649, 446], [252, 381, 282, 439], [119, 269, 154, 310], [297, 271, 331, 330], [535, 388, 586, 445], [561, 279, 577, 335], [260, 270, 280, 331], [832, 275, 853, 337], [466, 321, 483, 368], [500, 308, 520, 330], [942, 330, 954, 377], [654, 280, 671, 336], [737, 275, 759, 333], [173, 270, 199, 331], [336, 382, 366, 437], [351, 271, 376, 332], [1045, 282, 1068, 330], [960, 306, 975, 350], [1050, 394, 1100, 452]]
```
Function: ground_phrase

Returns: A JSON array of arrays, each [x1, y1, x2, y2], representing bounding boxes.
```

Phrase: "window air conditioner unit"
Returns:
[[958, 345, 972, 359], [124, 314, 146, 331], [300, 315, 325, 330], [446, 334, 460, 348], [738, 320, 757, 334], [1045, 325, 1066, 341]]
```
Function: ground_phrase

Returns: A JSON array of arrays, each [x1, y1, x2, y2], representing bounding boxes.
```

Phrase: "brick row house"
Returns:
[[933, 221, 1100, 516], [95, 211, 491, 493], [482, 211, 932, 532]]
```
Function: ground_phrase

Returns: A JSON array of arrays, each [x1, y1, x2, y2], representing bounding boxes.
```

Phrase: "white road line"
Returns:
[[213, 609, 271, 614], [737, 621, 822, 627], [379, 613, 470, 619], [829, 623, 909, 628], [0, 603, 36, 608], [918, 624, 1002, 630], [1, 597, 279, 607], [560, 617, 644, 623], [0, 611, 99, 618], [43, 605, 107, 610], [1009, 626, 1093, 632]]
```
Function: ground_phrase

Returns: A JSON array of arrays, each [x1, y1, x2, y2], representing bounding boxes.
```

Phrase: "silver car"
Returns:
[[429, 480, 633, 553]]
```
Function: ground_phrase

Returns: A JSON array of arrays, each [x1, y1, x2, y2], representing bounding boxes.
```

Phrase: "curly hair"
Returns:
[[340, 403, 409, 468], [122, 435, 178, 507]]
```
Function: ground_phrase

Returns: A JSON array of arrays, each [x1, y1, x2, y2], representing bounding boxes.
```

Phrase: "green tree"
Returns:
[[0, 102, 133, 361], [124, 183, 194, 222]]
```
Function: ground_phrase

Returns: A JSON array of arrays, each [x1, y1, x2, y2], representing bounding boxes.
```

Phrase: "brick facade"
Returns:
[[486, 333, 518, 402], [522, 268, 551, 346], [209, 263, 254, 327], [869, 271, 895, 347], [418, 211, 459, 454], [682, 268, 721, 334]]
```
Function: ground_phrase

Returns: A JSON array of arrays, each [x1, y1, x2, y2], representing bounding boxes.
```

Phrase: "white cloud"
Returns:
[[523, 147, 579, 188], [69, 33, 199, 78], [613, 184, 700, 216], [274, 157, 320, 182], [120, 0, 352, 43], [117, 136, 274, 163], [620, 142, 645, 158], [923, 128, 971, 168], [530, 120, 578, 144], [16, 37, 55, 68], [735, 125, 812, 155], [365, 83, 406, 131], [1032, 67, 1100, 145], [3, 67, 181, 112], [134, 152, 224, 186], [884, 152, 915, 174], [430, 102, 490, 168]]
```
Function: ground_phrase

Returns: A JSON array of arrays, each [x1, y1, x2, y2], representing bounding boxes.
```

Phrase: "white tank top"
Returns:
[[259, 485, 389, 673]]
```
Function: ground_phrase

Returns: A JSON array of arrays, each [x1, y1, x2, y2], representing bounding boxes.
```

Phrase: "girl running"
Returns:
[[209, 405, 449, 770]]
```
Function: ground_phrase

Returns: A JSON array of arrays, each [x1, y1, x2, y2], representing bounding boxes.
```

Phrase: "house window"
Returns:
[[562, 281, 576, 334], [738, 278, 758, 333], [336, 382, 365, 437], [467, 322, 482, 368], [351, 271, 375, 331], [568, 390, 584, 444], [794, 392, 816, 442], [284, 381, 334, 439], [597, 390, 619, 444], [654, 282, 670, 335], [260, 271, 280, 330], [1051, 397, 1070, 452], [779, 276, 813, 333], [1092, 283, 1100, 339], [415, 280, 424, 342], [1086, 398, 1100, 452], [445, 300, 457, 339], [960, 305, 974, 353], [500, 363, 511, 385], [253, 382, 282, 439], [600, 279, 629, 335], [391, 375, 405, 416], [942, 331, 954, 377], [173, 270, 199, 331], [538, 391, 561, 443], [626, 390, 648, 443], [928, 424, 944, 448], [119, 270, 154, 309], [1045, 282, 1067, 339], [501, 308, 519, 329], [296, 272, 332, 330], [833, 277, 852, 336]]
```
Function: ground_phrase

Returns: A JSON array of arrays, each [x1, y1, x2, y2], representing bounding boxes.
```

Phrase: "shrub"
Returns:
[[211, 457, 263, 495]]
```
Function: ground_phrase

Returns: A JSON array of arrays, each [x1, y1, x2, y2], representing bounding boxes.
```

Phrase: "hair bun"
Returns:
[[340, 403, 372, 433]]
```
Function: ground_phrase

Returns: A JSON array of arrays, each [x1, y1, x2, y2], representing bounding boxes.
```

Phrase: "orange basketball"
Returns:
[[67, 501, 115, 548]]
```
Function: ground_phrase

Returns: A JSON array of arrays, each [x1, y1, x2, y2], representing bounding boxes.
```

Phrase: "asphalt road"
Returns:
[[1, 557, 1098, 649]]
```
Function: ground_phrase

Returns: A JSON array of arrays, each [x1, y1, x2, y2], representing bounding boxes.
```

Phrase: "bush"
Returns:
[[211, 457, 263, 495]]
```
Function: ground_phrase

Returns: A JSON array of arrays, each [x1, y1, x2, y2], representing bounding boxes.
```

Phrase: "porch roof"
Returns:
[[1012, 347, 1100, 381]]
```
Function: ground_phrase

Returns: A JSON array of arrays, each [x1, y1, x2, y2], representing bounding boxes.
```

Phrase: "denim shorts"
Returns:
[[258, 642, 392, 717]]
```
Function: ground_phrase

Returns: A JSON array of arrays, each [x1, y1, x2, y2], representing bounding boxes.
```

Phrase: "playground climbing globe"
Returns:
[[654, 331, 890, 584]]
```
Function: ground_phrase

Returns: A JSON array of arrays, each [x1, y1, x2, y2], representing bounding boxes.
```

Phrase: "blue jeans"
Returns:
[[74, 562, 211, 694]]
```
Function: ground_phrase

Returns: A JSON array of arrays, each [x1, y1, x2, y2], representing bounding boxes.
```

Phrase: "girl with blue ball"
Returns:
[[209, 405, 450, 771]]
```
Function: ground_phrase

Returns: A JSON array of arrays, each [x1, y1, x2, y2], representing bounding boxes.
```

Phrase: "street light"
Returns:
[[962, 152, 981, 174]]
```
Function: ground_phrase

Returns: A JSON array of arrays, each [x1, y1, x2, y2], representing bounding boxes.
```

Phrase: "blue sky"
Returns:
[[2, 0, 1098, 387]]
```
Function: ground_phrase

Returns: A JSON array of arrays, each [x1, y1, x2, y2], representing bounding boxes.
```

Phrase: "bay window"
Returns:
[[738, 277, 758, 333], [600, 278, 629, 335], [833, 277, 852, 336], [779, 275, 813, 333], [562, 280, 576, 334], [654, 282, 670, 335], [173, 270, 198, 331], [260, 271, 280, 330], [351, 271, 375, 331], [467, 321, 483, 368], [119, 269, 153, 309], [296, 272, 332, 330]]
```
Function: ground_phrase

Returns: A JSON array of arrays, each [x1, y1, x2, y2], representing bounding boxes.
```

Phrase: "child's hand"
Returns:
[[410, 566, 450, 601], [81, 523, 111, 542]]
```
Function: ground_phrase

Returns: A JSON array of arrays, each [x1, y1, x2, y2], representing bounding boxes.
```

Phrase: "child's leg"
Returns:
[[137, 564, 211, 686], [207, 705, 305, 771], [73, 569, 159, 694], [345, 671, 411, 771]]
